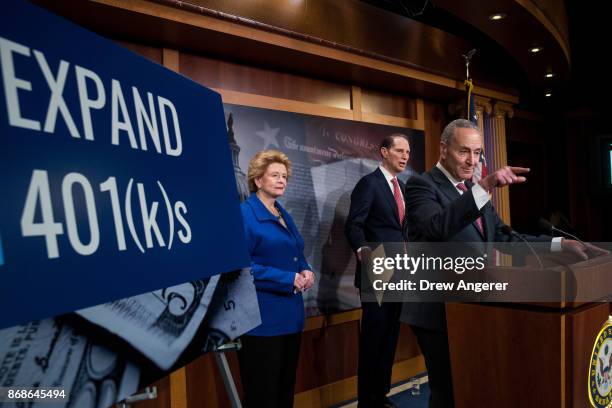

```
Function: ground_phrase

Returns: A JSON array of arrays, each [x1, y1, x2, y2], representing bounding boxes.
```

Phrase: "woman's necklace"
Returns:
[[258, 193, 282, 219], [265, 202, 281, 219]]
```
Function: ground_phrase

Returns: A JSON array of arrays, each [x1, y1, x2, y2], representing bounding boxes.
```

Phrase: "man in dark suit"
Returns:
[[401, 118, 596, 408], [345, 134, 410, 408]]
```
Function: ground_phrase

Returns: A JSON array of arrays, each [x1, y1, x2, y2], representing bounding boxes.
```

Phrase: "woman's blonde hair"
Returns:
[[247, 150, 292, 192]]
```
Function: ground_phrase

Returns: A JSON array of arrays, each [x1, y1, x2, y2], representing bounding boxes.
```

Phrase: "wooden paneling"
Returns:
[[294, 375, 359, 408], [34, 0, 520, 104], [294, 354, 425, 408], [162, 48, 179, 72], [360, 111, 422, 130], [165, 319, 423, 408], [213, 88, 355, 121], [115, 40, 163, 64], [177, 49, 430, 131], [394, 324, 422, 362], [304, 309, 362, 332], [423, 100, 447, 169], [361, 88, 417, 119], [159, 302, 611, 408], [296, 320, 360, 392], [447, 303, 563, 407], [447, 302, 612, 407], [185, 353, 235, 408], [179, 53, 352, 110], [350, 86, 363, 121], [297, 321, 422, 392], [133, 375, 171, 408], [292, 323, 423, 408], [169, 368, 187, 408]]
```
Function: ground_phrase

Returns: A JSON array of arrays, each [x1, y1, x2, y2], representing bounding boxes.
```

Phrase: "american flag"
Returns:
[[473, 149, 488, 181], [465, 78, 488, 183]]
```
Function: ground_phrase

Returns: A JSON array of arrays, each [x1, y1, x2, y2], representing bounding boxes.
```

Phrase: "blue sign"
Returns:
[[0, 232, 4, 266], [0, 1, 250, 328]]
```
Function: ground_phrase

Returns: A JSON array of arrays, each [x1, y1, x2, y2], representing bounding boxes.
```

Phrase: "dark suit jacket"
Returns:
[[345, 167, 407, 288], [400, 166, 551, 330]]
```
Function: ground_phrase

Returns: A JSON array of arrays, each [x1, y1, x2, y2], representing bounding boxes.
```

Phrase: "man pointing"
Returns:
[[400, 118, 600, 407]]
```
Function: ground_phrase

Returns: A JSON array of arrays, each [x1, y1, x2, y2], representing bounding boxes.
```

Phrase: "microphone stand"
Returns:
[[501, 225, 544, 269]]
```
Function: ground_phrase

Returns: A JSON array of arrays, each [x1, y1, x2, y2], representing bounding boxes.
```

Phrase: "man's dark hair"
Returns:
[[379, 133, 410, 157]]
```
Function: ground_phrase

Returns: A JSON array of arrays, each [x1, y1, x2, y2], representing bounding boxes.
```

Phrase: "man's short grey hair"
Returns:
[[440, 119, 480, 144]]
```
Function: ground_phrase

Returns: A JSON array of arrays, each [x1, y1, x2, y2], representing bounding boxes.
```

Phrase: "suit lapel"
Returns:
[[429, 167, 461, 203], [374, 168, 401, 227], [431, 167, 486, 240]]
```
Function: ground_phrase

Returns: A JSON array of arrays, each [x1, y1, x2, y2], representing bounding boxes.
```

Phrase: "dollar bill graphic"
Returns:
[[0, 318, 139, 408], [0, 269, 261, 407], [76, 275, 220, 370], [203, 269, 261, 351]]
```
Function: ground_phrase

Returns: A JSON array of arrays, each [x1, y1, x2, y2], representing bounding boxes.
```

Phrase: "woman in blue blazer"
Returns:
[[238, 149, 315, 408]]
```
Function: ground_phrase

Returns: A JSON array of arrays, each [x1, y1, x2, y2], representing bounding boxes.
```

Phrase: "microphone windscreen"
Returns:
[[538, 218, 553, 233], [500, 224, 513, 235]]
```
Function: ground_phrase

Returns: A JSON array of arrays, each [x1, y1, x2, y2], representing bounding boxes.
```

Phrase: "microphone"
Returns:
[[500, 224, 544, 269], [538, 218, 587, 246]]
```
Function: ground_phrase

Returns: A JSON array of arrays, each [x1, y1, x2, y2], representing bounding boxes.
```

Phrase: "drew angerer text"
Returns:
[[372, 279, 509, 293]]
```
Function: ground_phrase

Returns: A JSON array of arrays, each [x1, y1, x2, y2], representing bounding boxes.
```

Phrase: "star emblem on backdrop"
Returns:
[[255, 121, 280, 149]]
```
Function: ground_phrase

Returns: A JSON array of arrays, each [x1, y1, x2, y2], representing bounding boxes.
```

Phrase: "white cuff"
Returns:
[[471, 183, 490, 210], [551, 237, 563, 252]]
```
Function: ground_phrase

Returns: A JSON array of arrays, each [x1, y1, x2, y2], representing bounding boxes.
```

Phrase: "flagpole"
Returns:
[[462, 49, 476, 122], [462, 49, 476, 80]]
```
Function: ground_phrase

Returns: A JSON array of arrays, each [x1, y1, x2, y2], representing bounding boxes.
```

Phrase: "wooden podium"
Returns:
[[446, 254, 612, 407]]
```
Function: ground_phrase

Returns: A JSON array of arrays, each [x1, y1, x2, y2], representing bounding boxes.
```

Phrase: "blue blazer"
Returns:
[[241, 193, 311, 336]]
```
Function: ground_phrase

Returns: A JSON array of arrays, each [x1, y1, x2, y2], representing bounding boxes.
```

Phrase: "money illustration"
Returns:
[[203, 269, 261, 351], [77, 275, 220, 370], [0, 318, 139, 408], [0, 269, 262, 407]]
